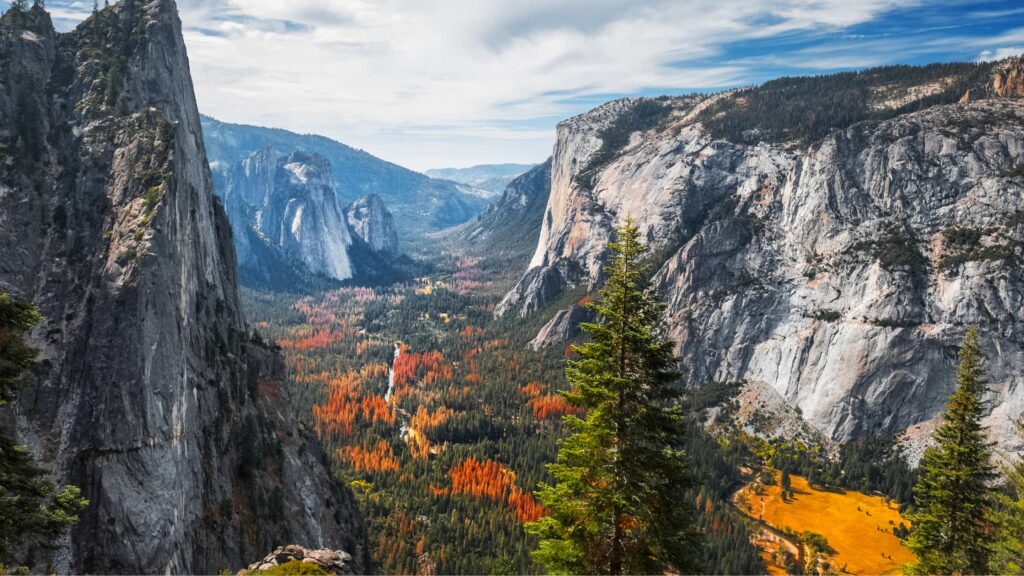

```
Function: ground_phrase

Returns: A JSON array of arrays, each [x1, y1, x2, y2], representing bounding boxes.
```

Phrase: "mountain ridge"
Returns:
[[202, 115, 489, 238], [425, 163, 537, 197], [495, 56, 1024, 454]]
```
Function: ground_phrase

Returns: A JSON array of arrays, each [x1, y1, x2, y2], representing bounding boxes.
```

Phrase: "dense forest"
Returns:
[[241, 246, 771, 574]]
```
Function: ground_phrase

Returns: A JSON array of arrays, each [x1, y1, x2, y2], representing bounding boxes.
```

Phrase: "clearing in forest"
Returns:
[[735, 472, 915, 575]]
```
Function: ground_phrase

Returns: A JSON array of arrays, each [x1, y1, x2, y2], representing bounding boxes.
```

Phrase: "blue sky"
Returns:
[[43, 0, 1024, 171]]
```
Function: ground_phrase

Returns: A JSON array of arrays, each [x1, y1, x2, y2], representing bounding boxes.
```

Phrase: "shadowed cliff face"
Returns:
[[346, 193, 399, 256], [225, 148, 355, 283], [0, 1, 366, 573], [500, 59, 1024, 453], [222, 147, 401, 289]]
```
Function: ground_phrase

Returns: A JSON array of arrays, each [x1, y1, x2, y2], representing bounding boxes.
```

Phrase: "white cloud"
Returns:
[[978, 46, 1024, 62], [52, 0, 925, 169]]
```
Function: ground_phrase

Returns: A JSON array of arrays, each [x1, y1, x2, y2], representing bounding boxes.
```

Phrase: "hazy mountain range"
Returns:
[[425, 163, 537, 198], [202, 116, 489, 238]]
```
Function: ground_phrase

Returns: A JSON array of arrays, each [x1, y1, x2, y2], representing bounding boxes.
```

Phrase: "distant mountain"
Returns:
[[450, 160, 551, 265], [425, 163, 537, 197], [223, 148, 405, 289], [201, 116, 489, 238]]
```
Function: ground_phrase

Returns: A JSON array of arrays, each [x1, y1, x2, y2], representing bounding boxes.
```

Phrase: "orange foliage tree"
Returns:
[[445, 458, 546, 523], [522, 382, 584, 421], [342, 440, 400, 473]]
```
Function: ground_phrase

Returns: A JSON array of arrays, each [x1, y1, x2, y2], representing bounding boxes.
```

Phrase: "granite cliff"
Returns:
[[346, 193, 399, 256], [498, 59, 1024, 452], [203, 116, 488, 238], [0, 1, 366, 572], [222, 147, 402, 289]]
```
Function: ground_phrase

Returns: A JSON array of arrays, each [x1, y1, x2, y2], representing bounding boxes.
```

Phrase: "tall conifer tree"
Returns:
[[526, 220, 700, 575], [906, 328, 995, 575], [0, 293, 87, 567], [990, 419, 1024, 574]]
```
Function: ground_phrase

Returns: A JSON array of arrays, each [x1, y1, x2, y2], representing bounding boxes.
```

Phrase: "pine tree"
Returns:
[[0, 293, 88, 567], [990, 420, 1024, 574], [526, 219, 701, 575], [905, 328, 995, 575]]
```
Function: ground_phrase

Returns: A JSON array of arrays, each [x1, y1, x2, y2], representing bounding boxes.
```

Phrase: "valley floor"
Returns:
[[241, 253, 569, 574], [735, 472, 915, 575], [240, 248, 920, 575]]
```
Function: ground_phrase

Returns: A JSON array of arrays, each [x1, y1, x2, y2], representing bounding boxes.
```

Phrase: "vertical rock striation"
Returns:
[[0, 1, 366, 573], [346, 193, 399, 256], [221, 147, 403, 289], [225, 148, 355, 284], [499, 60, 1024, 452]]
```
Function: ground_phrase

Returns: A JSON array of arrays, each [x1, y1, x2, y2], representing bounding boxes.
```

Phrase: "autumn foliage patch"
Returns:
[[437, 458, 546, 523]]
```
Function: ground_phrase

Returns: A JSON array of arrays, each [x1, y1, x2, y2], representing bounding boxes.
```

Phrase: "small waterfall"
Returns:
[[385, 343, 410, 438], [384, 343, 400, 403]]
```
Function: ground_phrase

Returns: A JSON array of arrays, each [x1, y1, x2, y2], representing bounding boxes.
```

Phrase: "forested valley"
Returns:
[[239, 242, 773, 575]]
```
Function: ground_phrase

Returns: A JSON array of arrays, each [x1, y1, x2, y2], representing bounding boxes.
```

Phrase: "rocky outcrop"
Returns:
[[346, 193, 398, 255], [241, 545, 355, 575], [224, 148, 354, 284], [530, 305, 594, 350], [993, 56, 1024, 99], [0, 1, 365, 573], [500, 59, 1024, 452]]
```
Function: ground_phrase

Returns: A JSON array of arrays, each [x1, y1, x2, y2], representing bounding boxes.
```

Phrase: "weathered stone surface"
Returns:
[[224, 148, 355, 282], [346, 193, 399, 255], [241, 545, 356, 576], [993, 56, 1024, 99], [529, 305, 594, 350], [0, 1, 366, 573], [501, 62, 1024, 453]]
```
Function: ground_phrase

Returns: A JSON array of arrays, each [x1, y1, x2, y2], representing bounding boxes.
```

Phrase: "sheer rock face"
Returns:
[[0, 2, 366, 573], [994, 57, 1024, 99], [501, 64, 1024, 451], [346, 193, 399, 255], [225, 148, 355, 282], [202, 115, 489, 237]]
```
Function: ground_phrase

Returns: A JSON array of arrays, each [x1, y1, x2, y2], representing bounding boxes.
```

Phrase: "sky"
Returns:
[[43, 0, 1024, 172]]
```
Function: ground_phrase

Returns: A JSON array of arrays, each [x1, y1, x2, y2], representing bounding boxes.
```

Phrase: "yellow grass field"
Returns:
[[736, 472, 915, 575]]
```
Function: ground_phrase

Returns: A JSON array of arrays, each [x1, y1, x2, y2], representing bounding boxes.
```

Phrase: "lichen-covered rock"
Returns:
[[0, 1, 366, 573], [241, 545, 355, 576], [500, 61, 1024, 454]]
